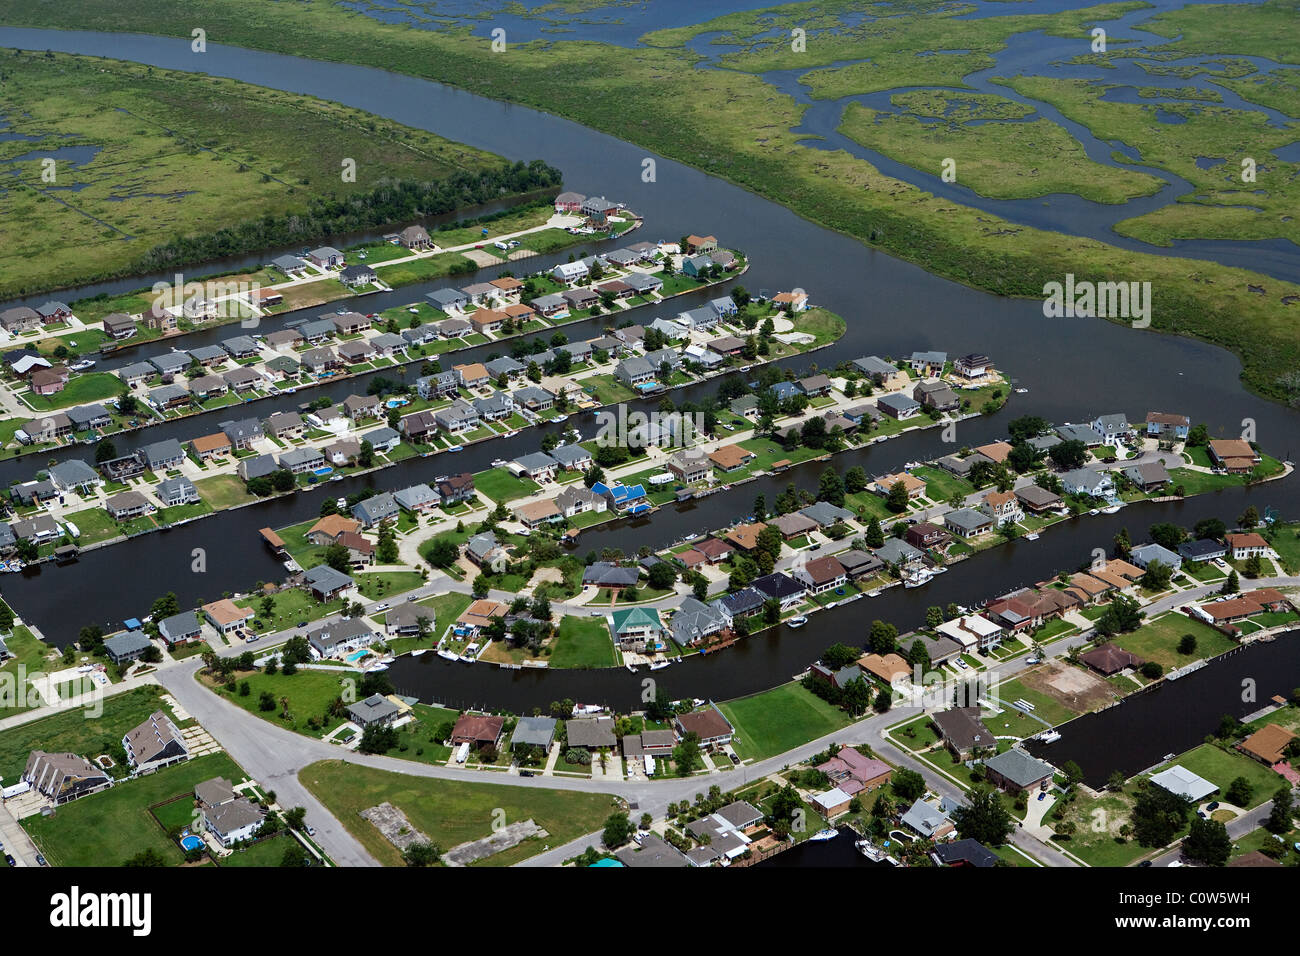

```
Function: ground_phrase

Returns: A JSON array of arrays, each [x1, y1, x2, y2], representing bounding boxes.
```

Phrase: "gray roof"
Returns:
[[49, 459, 99, 488], [875, 538, 924, 565], [149, 352, 190, 373], [549, 444, 592, 467], [877, 392, 921, 414], [514, 451, 558, 473], [799, 501, 854, 527], [240, 454, 278, 480], [510, 716, 557, 748], [158, 610, 201, 642], [347, 693, 399, 725], [141, 438, 185, 469], [103, 631, 152, 659], [306, 616, 372, 652], [157, 476, 197, 501], [393, 484, 437, 511], [353, 492, 399, 524], [220, 418, 264, 444], [278, 447, 324, 469], [1055, 423, 1102, 445], [427, 288, 468, 308], [901, 798, 951, 837], [945, 508, 993, 534], [566, 716, 617, 749], [853, 355, 898, 377], [671, 597, 727, 644], [303, 563, 354, 594], [983, 749, 1054, 788]]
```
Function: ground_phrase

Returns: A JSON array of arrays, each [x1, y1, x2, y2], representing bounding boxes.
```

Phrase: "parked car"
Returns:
[[297, 620, 308, 628], [519, 770, 535, 777]]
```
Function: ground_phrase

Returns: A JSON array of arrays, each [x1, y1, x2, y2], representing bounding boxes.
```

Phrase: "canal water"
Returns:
[[1026, 631, 1300, 787]]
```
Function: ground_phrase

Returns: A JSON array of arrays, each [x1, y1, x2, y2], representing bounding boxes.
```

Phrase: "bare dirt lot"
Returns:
[[1020, 660, 1115, 714]]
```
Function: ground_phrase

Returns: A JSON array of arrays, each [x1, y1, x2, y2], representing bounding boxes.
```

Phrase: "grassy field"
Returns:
[[1152, 743, 1280, 809], [0, 50, 511, 298], [718, 681, 855, 762], [24, 753, 246, 867], [550, 615, 619, 669], [1113, 613, 1237, 671], [473, 467, 541, 503], [211, 669, 354, 738], [300, 759, 619, 866]]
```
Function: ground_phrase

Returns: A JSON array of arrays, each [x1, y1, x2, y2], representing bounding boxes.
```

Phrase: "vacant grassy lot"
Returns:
[[473, 467, 540, 503], [300, 760, 618, 866], [550, 615, 618, 669], [211, 669, 354, 738], [1153, 743, 1281, 809], [719, 682, 855, 762], [1114, 613, 1237, 671], [23, 753, 245, 867], [0, 50, 508, 298]]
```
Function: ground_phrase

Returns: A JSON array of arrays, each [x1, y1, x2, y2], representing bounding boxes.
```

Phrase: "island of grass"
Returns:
[[0, 49, 556, 298]]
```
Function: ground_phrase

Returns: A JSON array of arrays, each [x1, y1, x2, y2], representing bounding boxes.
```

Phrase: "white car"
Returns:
[[955, 659, 969, 670]]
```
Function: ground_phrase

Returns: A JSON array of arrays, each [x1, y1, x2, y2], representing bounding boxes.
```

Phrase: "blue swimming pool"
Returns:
[[313, 466, 334, 476], [180, 834, 204, 852], [345, 649, 370, 663]]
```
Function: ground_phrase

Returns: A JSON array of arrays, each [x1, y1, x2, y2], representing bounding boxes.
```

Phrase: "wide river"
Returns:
[[1, 27, 1297, 761]]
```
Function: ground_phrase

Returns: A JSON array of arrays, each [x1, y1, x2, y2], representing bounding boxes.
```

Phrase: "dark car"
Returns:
[[297, 620, 308, 628], [35, 853, 47, 866], [519, 770, 535, 777], [729, 753, 740, 764], [1139, 860, 1152, 867], [3, 855, 14, 867]]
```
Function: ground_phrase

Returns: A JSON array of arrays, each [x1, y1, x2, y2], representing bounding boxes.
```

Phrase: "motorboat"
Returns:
[[855, 839, 886, 862], [436, 649, 458, 661], [410, 649, 427, 657], [786, 616, 808, 629], [649, 660, 671, 670], [809, 828, 839, 842], [447, 444, 463, 452]]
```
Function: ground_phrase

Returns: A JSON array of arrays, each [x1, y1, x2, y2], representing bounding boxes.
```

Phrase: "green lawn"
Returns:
[[719, 682, 855, 762], [550, 615, 618, 669], [300, 759, 619, 866], [1114, 613, 1237, 671], [473, 467, 541, 503], [23, 753, 246, 867], [212, 669, 354, 738], [22, 373, 122, 410], [1153, 743, 1281, 809]]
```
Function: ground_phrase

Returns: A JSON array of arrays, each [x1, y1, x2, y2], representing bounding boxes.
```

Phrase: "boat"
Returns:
[[410, 649, 427, 657], [1089, 509, 1100, 516], [491, 459, 506, 468], [1100, 504, 1122, 514], [436, 649, 458, 661], [335, 497, 347, 509], [855, 839, 886, 862], [1024, 532, 1040, 541], [1015, 387, 1028, 394], [649, 660, 670, 670], [1039, 730, 1062, 743], [367, 663, 388, 672], [903, 568, 934, 588], [330, 474, 344, 482], [625, 662, 638, 673], [809, 828, 839, 842], [447, 444, 463, 452], [786, 616, 808, 629]]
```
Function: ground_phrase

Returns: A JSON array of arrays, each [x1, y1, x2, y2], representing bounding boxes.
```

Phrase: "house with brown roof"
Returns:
[[815, 746, 892, 796], [1079, 644, 1143, 676], [1069, 572, 1114, 603], [906, 521, 951, 551], [972, 441, 1013, 465], [932, 707, 996, 760], [190, 432, 232, 461], [857, 652, 910, 685], [870, 471, 926, 499], [457, 599, 507, 636], [1225, 532, 1272, 560], [451, 713, 505, 748], [709, 444, 755, 473], [306, 514, 362, 545], [674, 705, 733, 748], [1208, 439, 1260, 473], [515, 498, 563, 529], [772, 511, 818, 540], [201, 599, 255, 635], [794, 555, 847, 595], [1239, 724, 1296, 765], [725, 522, 767, 551], [694, 538, 735, 564]]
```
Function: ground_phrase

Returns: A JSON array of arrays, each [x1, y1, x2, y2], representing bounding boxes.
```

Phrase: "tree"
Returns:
[[403, 841, 441, 866], [1048, 439, 1088, 471], [951, 786, 1014, 846], [602, 811, 633, 848], [1265, 786, 1294, 834], [925, 606, 943, 629], [818, 468, 846, 507], [150, 592, 180, 620], [892, 768, 926, 801], [322, 543, 352, 573], [647, 561, 676, 591], [1238, 505, 1260, 529], [1148, 523, 1186, 551], [864, 516, 885, 549], [1141, 559, 1173, 591], [868, 619, 898, 655], [358, 439, 375, 468], [1184, 816, 1231, 866], [1220, 569, 1240, 595], [673, 732, 703, 775], [358, 723, 398, 754], [821, 642, 861, 670], [1177, 633, 1198, 655], [94, 439, 118, 464], [1132, 783, 1191, 847], [1193, 517, 1226, 541], [885, 481, 909, 514], [844, 466, 867, 494], [1225, 776, 1253, 808], [424, 537, 459, 568]]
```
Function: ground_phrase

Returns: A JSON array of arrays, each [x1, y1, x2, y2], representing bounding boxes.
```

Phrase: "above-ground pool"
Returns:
[[313, 466, 334, 476], [180, 834, 204, 852]]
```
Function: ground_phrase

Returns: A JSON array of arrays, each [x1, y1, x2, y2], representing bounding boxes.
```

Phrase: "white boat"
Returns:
[[552, 414, 569, 423], [335, 497, 347, 508], [436, 649, 458, 661], [649, 660, 671, 670], [625, 662, 638, 673], [1100, 504, 1122, 514], [447, 444, 463, 452], [410, 649, 427, 657], [809, 828, 839, 842], [1039, 730, 1062, 743], [1089, 509, 1099, 516], [1024, 532, 1040, 541], [367, 663, 388, 672], [1015, 387, 1028, 394], [856, 839, 886, 862], [786, 616, 808, 629], [903, 569, 934, 588], [330, 474, 343, 482]]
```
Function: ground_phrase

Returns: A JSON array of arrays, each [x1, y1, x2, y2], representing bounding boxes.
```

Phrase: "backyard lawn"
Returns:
[[1114, 613, 1237, 671], [474, 467, 541, 503]]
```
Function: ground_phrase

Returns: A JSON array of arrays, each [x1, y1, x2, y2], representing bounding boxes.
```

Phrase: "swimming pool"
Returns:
[[386, 398, 409, 409], [345, 649, 370, 663], [180, 834, 204, 852], [313, 466, 334, 476]]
